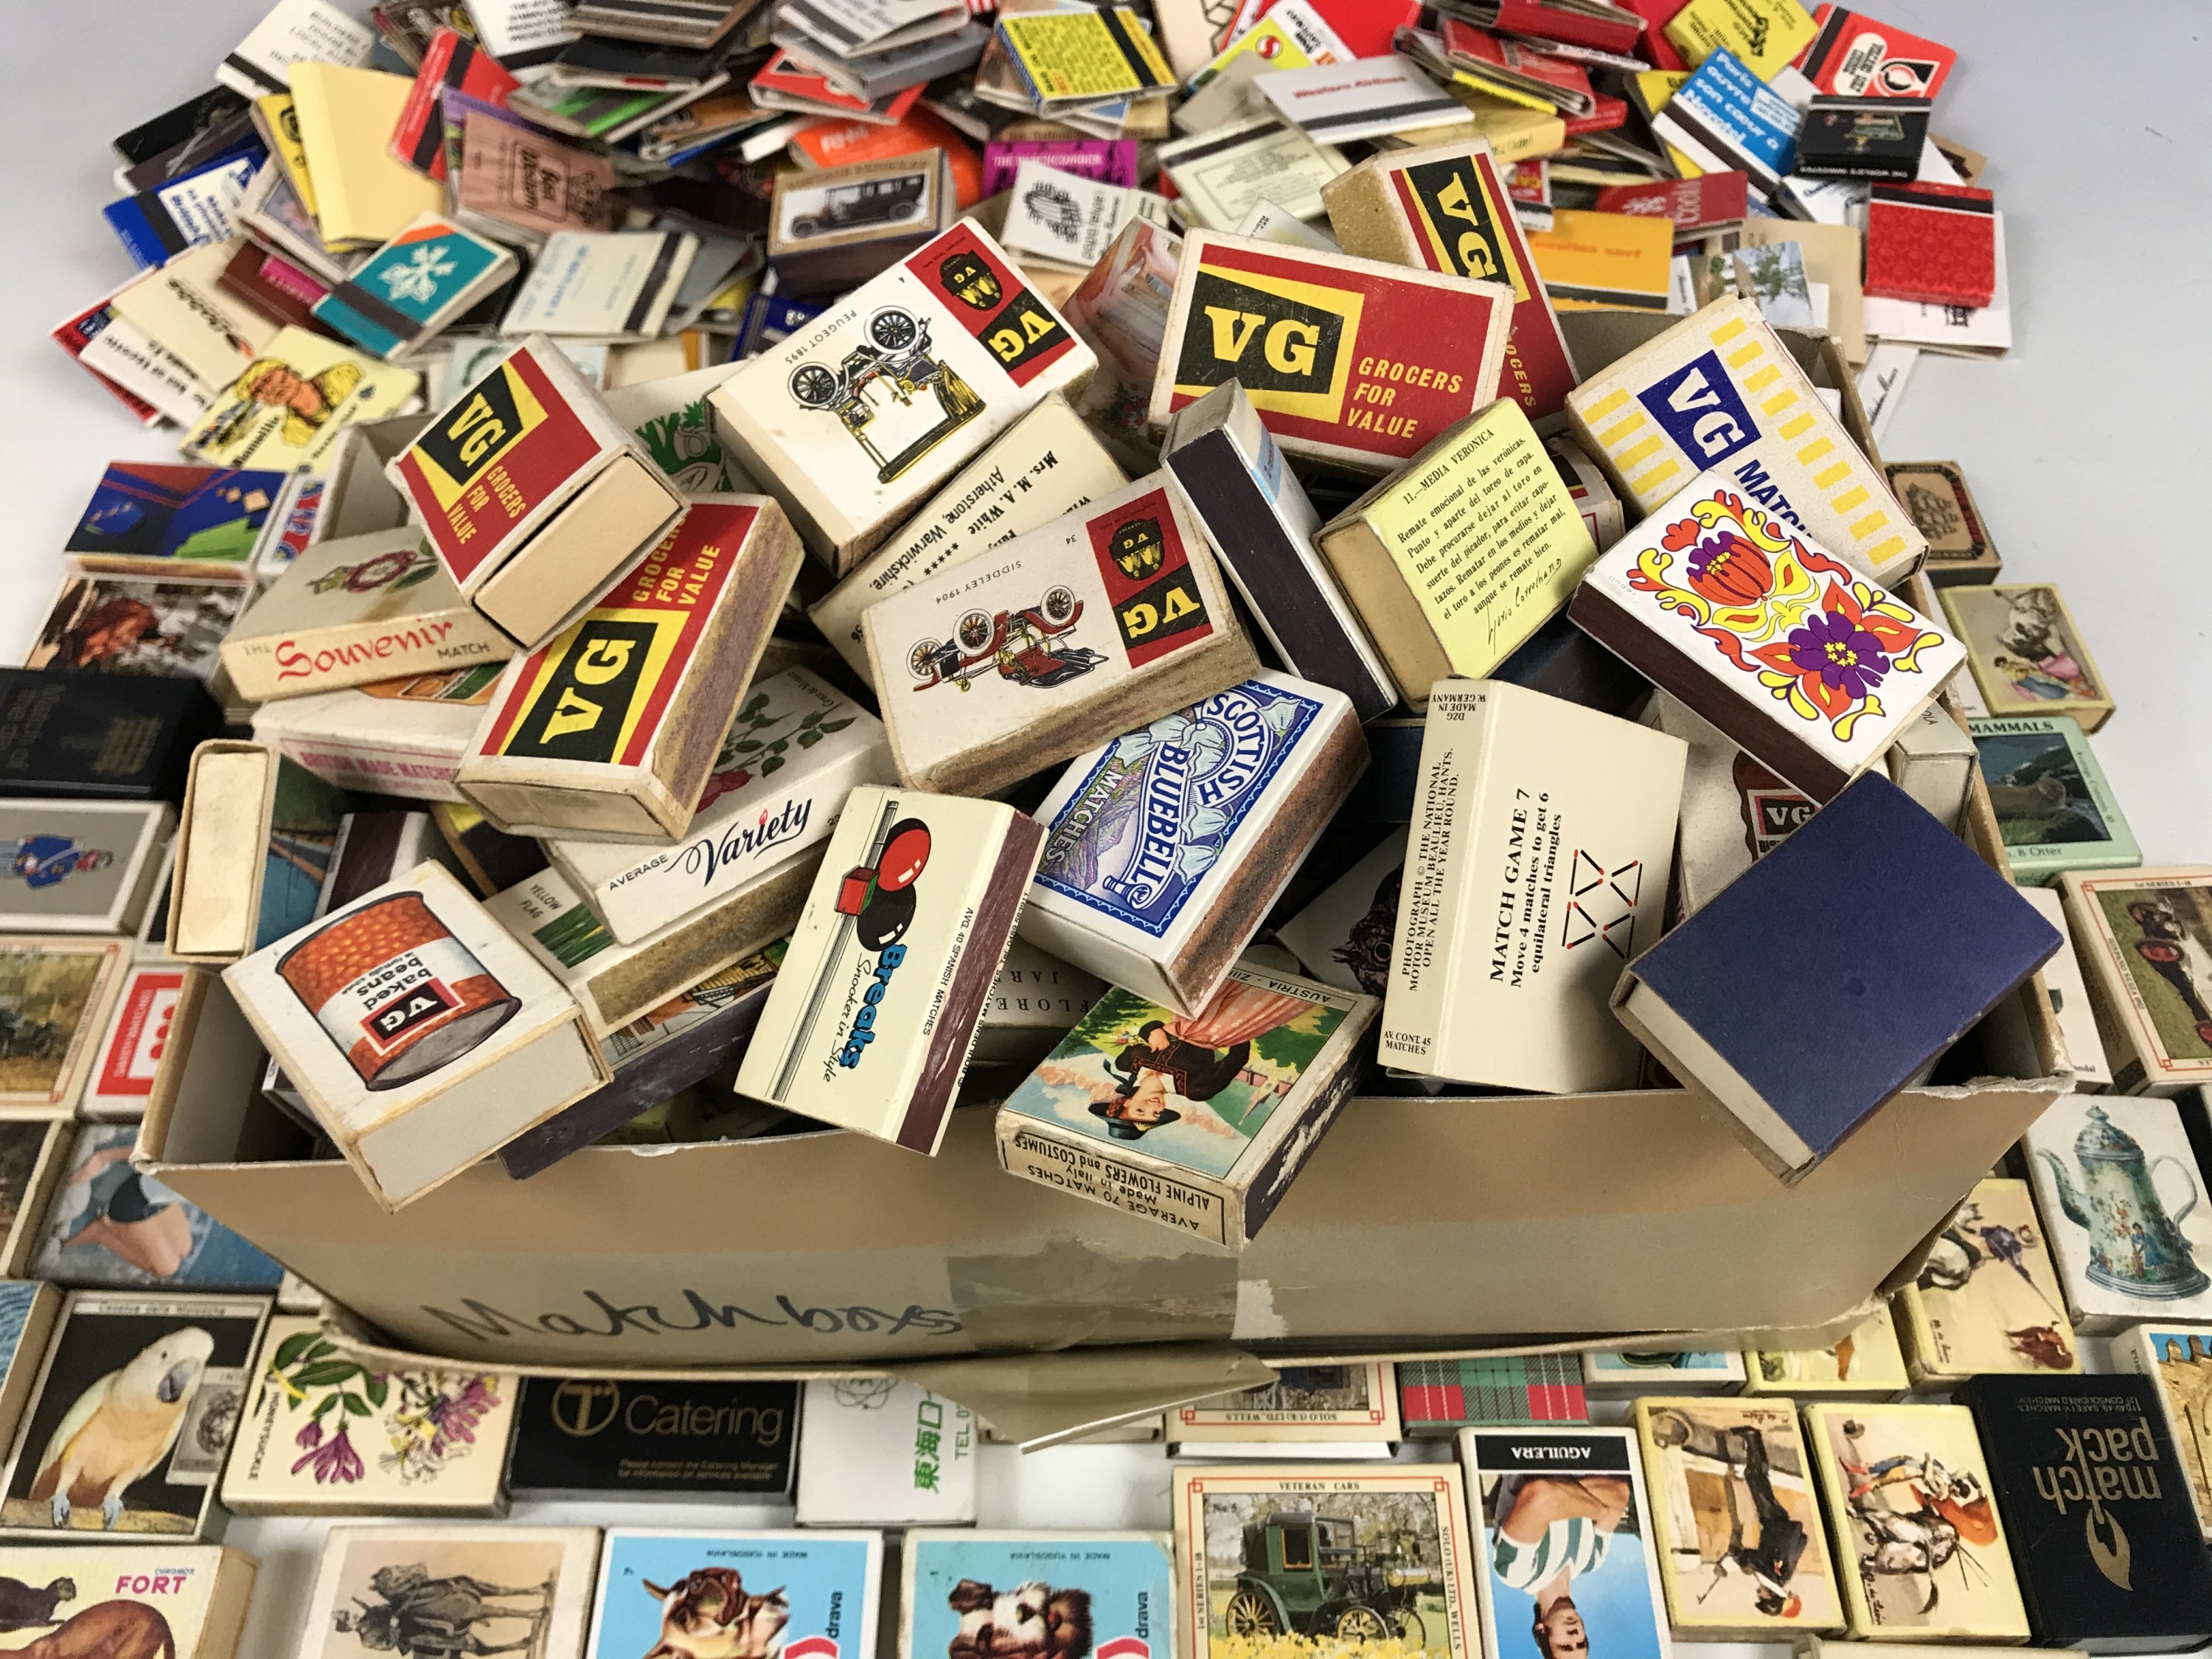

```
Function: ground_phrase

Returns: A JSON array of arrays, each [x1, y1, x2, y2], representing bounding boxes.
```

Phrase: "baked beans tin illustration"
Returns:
[[226, 862, 608, 1211]]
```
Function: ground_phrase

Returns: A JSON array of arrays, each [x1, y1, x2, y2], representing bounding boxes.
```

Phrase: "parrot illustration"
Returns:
[[28, 1327, 212, 1530]]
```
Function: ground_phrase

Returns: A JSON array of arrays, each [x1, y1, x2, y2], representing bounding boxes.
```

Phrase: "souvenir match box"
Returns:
[[1148, 232, 1514, 477], [0, 937, 130, 1115], [735, 787, 1042, 1155], [2018, 886, 2111, 1088], [507, 1377, 796, 1499], [709, 221, 1097, 572], [545, 667, 888, 945], [1020, 672, 1367, 1017], [1169, 1362, 1400, 1455], [0, 1126, 68, 1276], [2110, 1322, 2212, 1540], [1461, 1426, 1672, 1659], [1174, 1465, 1479, 1659], [1803, 1402, 2028, 1641], [770, 151, 957, 299], [389, 335, 690, 650], [810, 394, 1128, 684], [165, 742, 280, 966], [1162, 382, 1395, 723], [1741, 1304, 1909, 1398], [1615, 776, 2059, 1185], [0, 671, 220, 805], [1940, 583, 2112, 731], [1971, 715, 2138, 884], [455, 496, 801, 840], [995, 962, 1378, 1248], [591, 1528, 883, 1659], [221, 1312, 518, 1515], [218, 528, 512, 704], [1318, 400, 1600, 710], [1568, 469, 1962, 803], [80, 962, 190, 1120], [1565, 297, 1925, 585], [1583, 1350, 1747, 1392], [1380, 681, 1683, 1095], [299, 1525, 599, 1659], [0, 1542, 256, 1659], [1956, 1373, 2212, 1652], [312, 212, 520, 361], [225, 860, 611, 1211], [1884, 461, 2001, 586], [0, 1288, 269, 1544], [0, 1283, 60, 1456], [1399, 1355, 1588, 1435], [252, 667, 502, 801], [181, 326, 422, 476], [863, 473, 1258, 799], [795, 1377, 975, 1526], [0, 800, 172, 936], [903, 1530, 1175, 1659], [2059, 867, 2212, 1097], [1893, 1178, 2081, 1387]]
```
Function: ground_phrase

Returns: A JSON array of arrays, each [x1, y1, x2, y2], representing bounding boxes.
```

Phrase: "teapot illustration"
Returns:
[[2037, 1104, 2209, 1299]]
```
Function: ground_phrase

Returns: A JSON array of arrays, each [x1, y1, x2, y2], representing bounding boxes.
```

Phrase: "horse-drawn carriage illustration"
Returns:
[[906, 585, 1105, 692], [787, 307, 984, 484]]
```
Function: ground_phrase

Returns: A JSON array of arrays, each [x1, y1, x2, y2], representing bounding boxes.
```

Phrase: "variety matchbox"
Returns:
[[389, 335, 690, 650], [455, 496, 802, 840], [1565, 297, 1926, 585]]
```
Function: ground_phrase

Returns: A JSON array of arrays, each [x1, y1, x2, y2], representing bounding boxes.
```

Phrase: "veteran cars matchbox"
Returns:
[[218, 527, 511, 704], [252, 667, 501, 801], [543, 668, 890, 945], [389, 335, 689, 650], [734, 787, 1042, 1155], [0, 1542, 256, 1658], [1169, 1362, 1401, 1455], [224, 860, 610, 1211], [770, 150, 956, 299], [592, 1528, 882, 1659], [1565, 296, 1926, 585], [2059, 866, 2212, 1097], [507, 1376, 796, 1499], [455, 496, 802, 841], [866, 474, 1257, 798], [710, 221, 1098, 572], [996, 963, 1377, 1248], [1020, 673, 1367, 1017], [0, 800, 172, 937], [1568, 469, 1963, 804], [0, 936, 130, 1116], [1149, 232, 1514, 477]]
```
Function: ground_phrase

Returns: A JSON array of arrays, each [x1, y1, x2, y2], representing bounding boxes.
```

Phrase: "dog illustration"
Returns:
[[947, 1579, 1093, 1659], [642, 1567, 790, 1659]]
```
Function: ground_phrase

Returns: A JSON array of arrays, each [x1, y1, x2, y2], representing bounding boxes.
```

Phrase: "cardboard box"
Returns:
[[252, 667, 503, 802]]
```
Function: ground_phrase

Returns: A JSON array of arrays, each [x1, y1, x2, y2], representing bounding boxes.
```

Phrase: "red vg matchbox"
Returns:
[[1865, 181, 1997, 309]]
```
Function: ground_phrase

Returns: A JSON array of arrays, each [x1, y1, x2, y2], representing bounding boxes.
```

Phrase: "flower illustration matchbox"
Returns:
[[1565, 297, 1926, 585], [455, 497, 803, 841], [709, 221, 1098, 573], [224, 860, 611, 1211], [995, 963, 1378, 1248], [1020, 672, 1366, 1017], [1148, 231, 1514, 476], [590, 1528, 882, 1659], [220, 1312, 518, 1514], [734, 787, 1044, 1155], [900, 1531, 1174, 1659], [389, 335, 689, 650], [311, 212, 520, 361], [218, 528, 512, 705], [0, 1543, 257, 1658], [1568, 467, 1964, 803]]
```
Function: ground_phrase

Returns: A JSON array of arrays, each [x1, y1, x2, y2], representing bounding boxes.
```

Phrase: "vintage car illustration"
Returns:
[[906, 586, 1104, 692], [787, 307, 984, 483]]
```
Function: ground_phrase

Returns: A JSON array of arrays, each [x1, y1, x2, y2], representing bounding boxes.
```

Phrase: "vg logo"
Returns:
[[1636, 350, 1759, 467]]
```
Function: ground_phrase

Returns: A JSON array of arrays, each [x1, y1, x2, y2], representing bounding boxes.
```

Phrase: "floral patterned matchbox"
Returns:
[[220, 1312, 516, 1514], [224, 860, 611, 1211], [734, 788, 1043, 1155], [454, 497, 803, 841], [709, 222, 1098, 573], [900, 1531, 1173, 1659], [591, 1528, 882, 1659], [1020, 672, 1366, 1016], [863, 473, 1259, 799], [995, 963, 1378, 1248], [1567, 468, 1964, 803]]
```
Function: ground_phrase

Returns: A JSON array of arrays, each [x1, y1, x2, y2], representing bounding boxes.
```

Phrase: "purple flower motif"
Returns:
[[291, 1422, 364, 1484], [1785, 609, 1890, 701]]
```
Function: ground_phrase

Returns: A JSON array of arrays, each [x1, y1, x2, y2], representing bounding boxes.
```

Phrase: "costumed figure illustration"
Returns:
[[332, 1563, 557, 1657], [199, 355, 364, 453], [1915, 1199, 2074, 1369], [2, 834, 111, 890], [1091, 978, 1309, 1141], [1832, 1420, 1999, 1617]]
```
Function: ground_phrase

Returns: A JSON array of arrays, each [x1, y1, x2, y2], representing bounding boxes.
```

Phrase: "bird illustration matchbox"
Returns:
[[995, 964, 1378, 1248], [734, 787, 1044, 1155], [1149, 232, 1514, 476], [1564, 297, 1926, 585], [709, 221, 1098, 571], [590, 1528, 882, 1659], [223, 861, 611, 1211], [389, 335, 689, 650], [900, 1530, 1173, 1659], [864, 474, 1259, 799], [1461, 1426, 1672, 1659], [217, 528, 512, 704], [1020, 673, 1367, 1017], [0, 801, 172, 936], [1893, 1178, 2080, 1387], [220, 1313, 517, 1516], [2058, 867, 2212, 1097], [298, 1524, 599, 1659], [1170, 1363, 1401, 1452], [0, 1289, 269, 1543], [455, 496, 803, 841], [0, 1542, 257, 1659], [1172, 1464, 1479, 1659], [543, 668, 891, 945], [1568, 470, 1964, 804], [2110, 1323, 2212, 1539], [1380, 682, 1686, 1096], [2024, 1096, 2212, 1335]]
